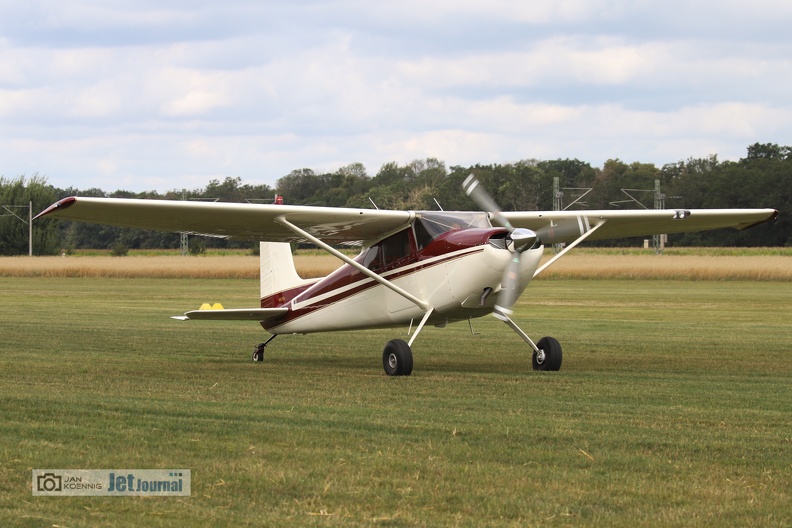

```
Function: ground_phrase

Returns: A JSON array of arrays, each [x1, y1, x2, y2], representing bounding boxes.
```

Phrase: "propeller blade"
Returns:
[[463, 174, 513, 231], [462, 174, 539, 321], [494, 253, 521, 317]]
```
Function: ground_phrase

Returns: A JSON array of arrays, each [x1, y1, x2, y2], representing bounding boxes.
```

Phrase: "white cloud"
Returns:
[[0, 0, 790, 192], [155, 74, 233, 117]]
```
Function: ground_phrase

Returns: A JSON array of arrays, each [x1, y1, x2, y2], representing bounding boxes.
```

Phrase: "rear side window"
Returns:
[[359, 228, 413, 271], [381, 229, 410, 265]]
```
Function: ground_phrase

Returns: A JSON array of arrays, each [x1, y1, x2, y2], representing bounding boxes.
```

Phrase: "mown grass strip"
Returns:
[[0, 277, 790, 526]]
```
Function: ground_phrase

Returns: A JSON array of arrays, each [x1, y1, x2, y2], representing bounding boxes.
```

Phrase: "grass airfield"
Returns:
[[1, 259, 791, 526]]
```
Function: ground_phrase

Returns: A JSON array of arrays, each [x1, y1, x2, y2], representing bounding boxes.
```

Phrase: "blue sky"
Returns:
[[1, 0, 790, 193]]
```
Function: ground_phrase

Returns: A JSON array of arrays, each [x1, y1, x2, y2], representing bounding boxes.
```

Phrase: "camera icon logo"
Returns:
[[37, 473, 62, 492]]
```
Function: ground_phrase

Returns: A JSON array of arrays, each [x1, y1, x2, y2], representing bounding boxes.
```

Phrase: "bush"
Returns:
[[188, 238, 206, 255], [110, 243, 129, 257]]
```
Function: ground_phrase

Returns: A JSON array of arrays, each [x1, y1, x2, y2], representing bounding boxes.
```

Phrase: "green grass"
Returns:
[[1, 277, 790, 526]]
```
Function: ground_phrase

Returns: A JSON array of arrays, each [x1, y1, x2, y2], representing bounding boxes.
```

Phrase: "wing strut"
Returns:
[[274, 216, 431, 311], [532, 220, 606, 278]]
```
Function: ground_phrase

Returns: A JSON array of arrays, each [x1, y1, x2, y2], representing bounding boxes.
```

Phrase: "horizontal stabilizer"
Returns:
[[172, 307, 288, 321]]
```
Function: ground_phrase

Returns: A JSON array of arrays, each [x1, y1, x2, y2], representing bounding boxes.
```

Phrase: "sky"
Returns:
[[1, 0, 791, 193]]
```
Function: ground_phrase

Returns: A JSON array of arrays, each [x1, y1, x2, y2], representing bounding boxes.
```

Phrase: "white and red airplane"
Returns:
[[35, 176, 777, 376]]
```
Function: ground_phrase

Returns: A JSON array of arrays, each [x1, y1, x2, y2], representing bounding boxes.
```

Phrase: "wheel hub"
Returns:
[[535, 348, 546, 365], [388, 353, 398, 370]]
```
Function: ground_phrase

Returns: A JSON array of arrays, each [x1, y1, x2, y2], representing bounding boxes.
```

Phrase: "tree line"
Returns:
[[1, 143, 788, 255]]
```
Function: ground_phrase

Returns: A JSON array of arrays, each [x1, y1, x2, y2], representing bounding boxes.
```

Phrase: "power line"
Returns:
[[0, 202, 33, 256]]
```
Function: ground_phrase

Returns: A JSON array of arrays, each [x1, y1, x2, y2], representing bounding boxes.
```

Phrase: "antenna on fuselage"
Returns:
[[368, 197, 379, 210], [433, 198, 444, 211]]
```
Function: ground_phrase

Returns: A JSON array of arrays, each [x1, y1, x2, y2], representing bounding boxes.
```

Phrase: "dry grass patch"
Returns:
[[0, 254, 340, 279], [1, 249, 790, 280], [541, 254, 792, 281], [0, 255, 260, 279]]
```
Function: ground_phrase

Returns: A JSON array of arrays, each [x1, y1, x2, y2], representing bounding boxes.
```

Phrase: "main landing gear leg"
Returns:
[[252, 334, 277, 363], [493, 308, 562, 371]]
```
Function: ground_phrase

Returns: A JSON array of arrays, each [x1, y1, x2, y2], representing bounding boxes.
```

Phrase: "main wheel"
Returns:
[[382, 339, 413, 376], [533, 336, 562, 371]]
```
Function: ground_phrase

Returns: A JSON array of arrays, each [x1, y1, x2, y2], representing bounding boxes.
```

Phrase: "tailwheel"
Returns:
[[252, 335, 277, 363], [382, 339, 413, 376], [533, 336, 562, 371]]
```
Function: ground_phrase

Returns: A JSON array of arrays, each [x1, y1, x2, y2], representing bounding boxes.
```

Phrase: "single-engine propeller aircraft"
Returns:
[[35, 177, 777, 376]]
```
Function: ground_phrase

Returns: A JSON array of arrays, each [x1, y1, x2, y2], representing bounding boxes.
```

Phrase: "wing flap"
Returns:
[[173, 307, 288, 321]]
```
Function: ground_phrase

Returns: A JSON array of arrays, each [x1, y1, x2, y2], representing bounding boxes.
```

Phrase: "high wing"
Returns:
[[35, 196, 776, 246], [35, 197, 413, 245], [503, 208, 777, 245]]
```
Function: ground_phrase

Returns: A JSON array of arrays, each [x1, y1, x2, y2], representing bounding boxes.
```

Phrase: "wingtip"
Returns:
[[738, 208, 779, 231], [33, 197, 77, 221]]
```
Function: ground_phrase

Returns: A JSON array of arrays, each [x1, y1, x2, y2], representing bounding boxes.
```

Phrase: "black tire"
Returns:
[[533, 336, 562, 371], [382, 339, 413, 376], [252, 346, 264, 362]]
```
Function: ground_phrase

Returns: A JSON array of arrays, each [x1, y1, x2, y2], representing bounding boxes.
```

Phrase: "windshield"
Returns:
[[416, 212, 491, 239]]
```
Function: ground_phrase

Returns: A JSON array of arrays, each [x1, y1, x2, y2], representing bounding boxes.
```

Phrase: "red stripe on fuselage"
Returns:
[[260, 282, 315, 309], [261, 246, 486, 331]]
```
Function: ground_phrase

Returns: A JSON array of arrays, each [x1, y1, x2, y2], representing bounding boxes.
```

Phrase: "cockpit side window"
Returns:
[[414, 219, 434, 251]]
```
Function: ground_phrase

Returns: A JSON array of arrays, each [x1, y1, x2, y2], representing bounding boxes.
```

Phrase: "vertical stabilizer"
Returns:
[[260, 242, 312, 298]]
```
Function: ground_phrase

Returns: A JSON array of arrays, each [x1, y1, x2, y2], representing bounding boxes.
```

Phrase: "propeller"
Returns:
[[463, 174, 539, 319]]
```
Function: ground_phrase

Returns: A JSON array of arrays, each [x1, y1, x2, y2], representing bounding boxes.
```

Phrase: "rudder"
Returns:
[[260, 242, 312, 299]]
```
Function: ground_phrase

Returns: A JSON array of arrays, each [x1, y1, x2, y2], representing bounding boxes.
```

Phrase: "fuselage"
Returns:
[[260, 212, 544, 335]]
